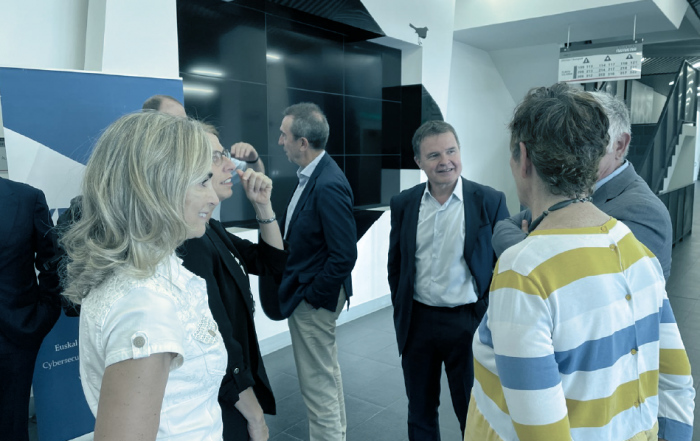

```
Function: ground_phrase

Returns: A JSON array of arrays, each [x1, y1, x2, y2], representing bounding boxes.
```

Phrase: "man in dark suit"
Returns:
[[492, 91, 673, 278], [0, 178, 61, 440], [277, 102, 357, 441], [388, 121, 509, 440]]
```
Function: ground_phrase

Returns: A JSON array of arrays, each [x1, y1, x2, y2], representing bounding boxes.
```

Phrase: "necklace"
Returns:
[[528, 196, 592, 234]]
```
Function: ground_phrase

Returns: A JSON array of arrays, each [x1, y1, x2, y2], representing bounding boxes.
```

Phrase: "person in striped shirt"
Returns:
[[466, 83, 694, 441]]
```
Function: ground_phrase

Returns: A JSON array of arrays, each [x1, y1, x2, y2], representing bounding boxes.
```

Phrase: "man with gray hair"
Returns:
[[492, 90, 673, 278], [276, 102, 357, 440]]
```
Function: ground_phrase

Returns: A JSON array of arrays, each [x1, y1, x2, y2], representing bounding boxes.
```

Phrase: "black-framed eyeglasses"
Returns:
[[212, 149, 232, 165]]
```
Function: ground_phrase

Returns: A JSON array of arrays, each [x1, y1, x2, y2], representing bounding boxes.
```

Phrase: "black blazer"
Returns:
[[278, 153, 357, 317], [179, 220, 288, 415], [0, 178, 61, 348], [387, 179, 509, 355]]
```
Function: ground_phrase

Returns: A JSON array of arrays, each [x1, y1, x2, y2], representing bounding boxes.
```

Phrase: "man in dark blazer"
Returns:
[[388, 121, 509, 440], [277, 102, 357, 441], [492, 91, 673, 278], [0, 178, 61, 441]]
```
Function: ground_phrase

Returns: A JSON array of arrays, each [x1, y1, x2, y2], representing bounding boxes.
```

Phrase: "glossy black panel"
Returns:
[[267, 87, 344, 155], [345, 97, 401, 155], [267, 155, 302, 221], [182, 73, 269, 154], [178, 3, 267, 84], [330, 155, 345, 172], [266, 15, 344, 94], [345, 42, 401, 100], [345, 155, 400, 207]]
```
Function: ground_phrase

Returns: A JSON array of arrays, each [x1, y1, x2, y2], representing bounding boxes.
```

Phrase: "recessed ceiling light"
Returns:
[[266, 53, 281, 60], [183, 85, 215, 94], [191, 68, 224, 77]]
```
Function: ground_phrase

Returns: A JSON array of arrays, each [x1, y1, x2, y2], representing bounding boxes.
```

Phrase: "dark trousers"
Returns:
[[0, 334, 40, 441], [401, 300, 479, 441]]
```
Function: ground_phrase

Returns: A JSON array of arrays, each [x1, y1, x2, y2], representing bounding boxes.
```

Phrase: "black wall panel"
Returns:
[[178, 1, 402, 226]]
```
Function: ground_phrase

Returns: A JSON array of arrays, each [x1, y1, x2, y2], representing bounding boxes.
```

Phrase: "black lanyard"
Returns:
[[528, 197, 592, 234]]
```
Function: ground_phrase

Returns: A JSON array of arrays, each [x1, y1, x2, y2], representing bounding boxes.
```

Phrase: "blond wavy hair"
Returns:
[[61, 111, 213, 304]]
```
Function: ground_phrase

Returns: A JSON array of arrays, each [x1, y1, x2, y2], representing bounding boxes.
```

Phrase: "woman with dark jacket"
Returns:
[[179, 125, 286, 441]]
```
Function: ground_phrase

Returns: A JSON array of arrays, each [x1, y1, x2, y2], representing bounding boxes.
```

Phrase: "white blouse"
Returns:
[[79, 254, 227, 440]]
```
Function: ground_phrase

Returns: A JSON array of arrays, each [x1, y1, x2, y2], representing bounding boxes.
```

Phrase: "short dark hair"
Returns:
[[412, 120, 460, 158], [282, 102, 330, 150], [142, 95, 182, 111], [508, 83, 610, 198]]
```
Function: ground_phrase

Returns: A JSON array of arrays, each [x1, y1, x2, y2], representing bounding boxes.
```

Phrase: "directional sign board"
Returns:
[[559, 41, 643, 84]]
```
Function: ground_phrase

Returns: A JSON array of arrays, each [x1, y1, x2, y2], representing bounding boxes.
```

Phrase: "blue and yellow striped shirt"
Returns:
[[469, 219, 694, 441]]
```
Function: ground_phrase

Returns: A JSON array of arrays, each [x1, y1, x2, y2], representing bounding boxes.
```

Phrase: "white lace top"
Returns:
[[79, 254, 227, 440]]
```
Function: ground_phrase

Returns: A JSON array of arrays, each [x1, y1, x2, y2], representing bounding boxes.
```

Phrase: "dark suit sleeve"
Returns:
[[33, 190, 61, 314], [303, 180, 357, 306], [387, 196, 401, 304], [228, 232, 289, 283]]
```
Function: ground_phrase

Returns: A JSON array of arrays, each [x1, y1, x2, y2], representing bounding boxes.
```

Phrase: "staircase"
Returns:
[[627, 61, 698, 244]]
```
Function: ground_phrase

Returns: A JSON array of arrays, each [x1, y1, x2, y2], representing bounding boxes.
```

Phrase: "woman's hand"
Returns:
[[238, 169, 272, 208]]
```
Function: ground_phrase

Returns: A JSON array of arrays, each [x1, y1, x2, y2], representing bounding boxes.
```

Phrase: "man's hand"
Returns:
[[520, 219, 529, 233], [230, 142, 260, 163], [238, 169, 272, 207]]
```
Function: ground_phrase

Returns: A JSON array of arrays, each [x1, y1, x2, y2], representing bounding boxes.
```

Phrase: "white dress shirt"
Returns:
[[80, 255, 227, 440], [284, 150, 326, 239], [414, 177, 478, 307]]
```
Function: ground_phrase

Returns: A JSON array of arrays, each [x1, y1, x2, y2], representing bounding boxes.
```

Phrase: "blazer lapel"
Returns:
[[0, 179, 18, 248], [206, 224, 255, 312], [286, 154, 329, 238], [462, 179, 482, 264], [405, 186, 422, 269]]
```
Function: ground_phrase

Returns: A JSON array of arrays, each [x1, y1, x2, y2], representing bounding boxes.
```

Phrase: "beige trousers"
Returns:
[[288, 287, 347, 441]]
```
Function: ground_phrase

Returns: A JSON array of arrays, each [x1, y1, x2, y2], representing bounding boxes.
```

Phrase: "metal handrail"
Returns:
[[636, 61, 699, 193]]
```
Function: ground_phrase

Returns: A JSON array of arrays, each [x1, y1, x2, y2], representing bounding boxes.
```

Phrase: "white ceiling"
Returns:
[[453, 1, 685, 51]]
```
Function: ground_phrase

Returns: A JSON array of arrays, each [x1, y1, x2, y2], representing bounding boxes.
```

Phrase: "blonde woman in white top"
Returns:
[[61, 111, 225, 440]]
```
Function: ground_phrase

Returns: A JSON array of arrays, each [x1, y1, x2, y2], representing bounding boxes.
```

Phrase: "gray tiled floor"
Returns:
[[265, 182, 700, 441], [263, 306, 463, 441]]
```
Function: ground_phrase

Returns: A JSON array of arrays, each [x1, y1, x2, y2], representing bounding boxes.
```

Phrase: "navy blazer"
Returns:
[[0, 178, 61, 348], [387, 178, 509, 355], [278, 153, 357, 317], [179, 220, 288, 416]]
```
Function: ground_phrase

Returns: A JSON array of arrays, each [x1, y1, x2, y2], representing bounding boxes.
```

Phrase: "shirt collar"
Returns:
[[297, 150, 326, 181], [423, 177, 463, 202], [596, 160, 629, 191]]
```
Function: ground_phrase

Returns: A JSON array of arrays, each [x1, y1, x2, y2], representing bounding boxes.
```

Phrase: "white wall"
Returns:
[[489, 44, 560, 103], [454, 0, 638, 30], [653, 0, 689, 28], [361, 0, 455, 116], [0, 0, 89, 70], [447, 41, 519, 215], [652, 90, 667, 123], [100, 0, 179, 78]]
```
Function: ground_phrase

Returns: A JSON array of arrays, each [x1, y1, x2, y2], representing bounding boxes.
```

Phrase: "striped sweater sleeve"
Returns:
[[657, 294, 695, 441], [488, 269, 573, 441]]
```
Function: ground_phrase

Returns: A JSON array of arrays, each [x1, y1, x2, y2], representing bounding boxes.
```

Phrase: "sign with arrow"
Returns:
[[559, 40, 643, 84]]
